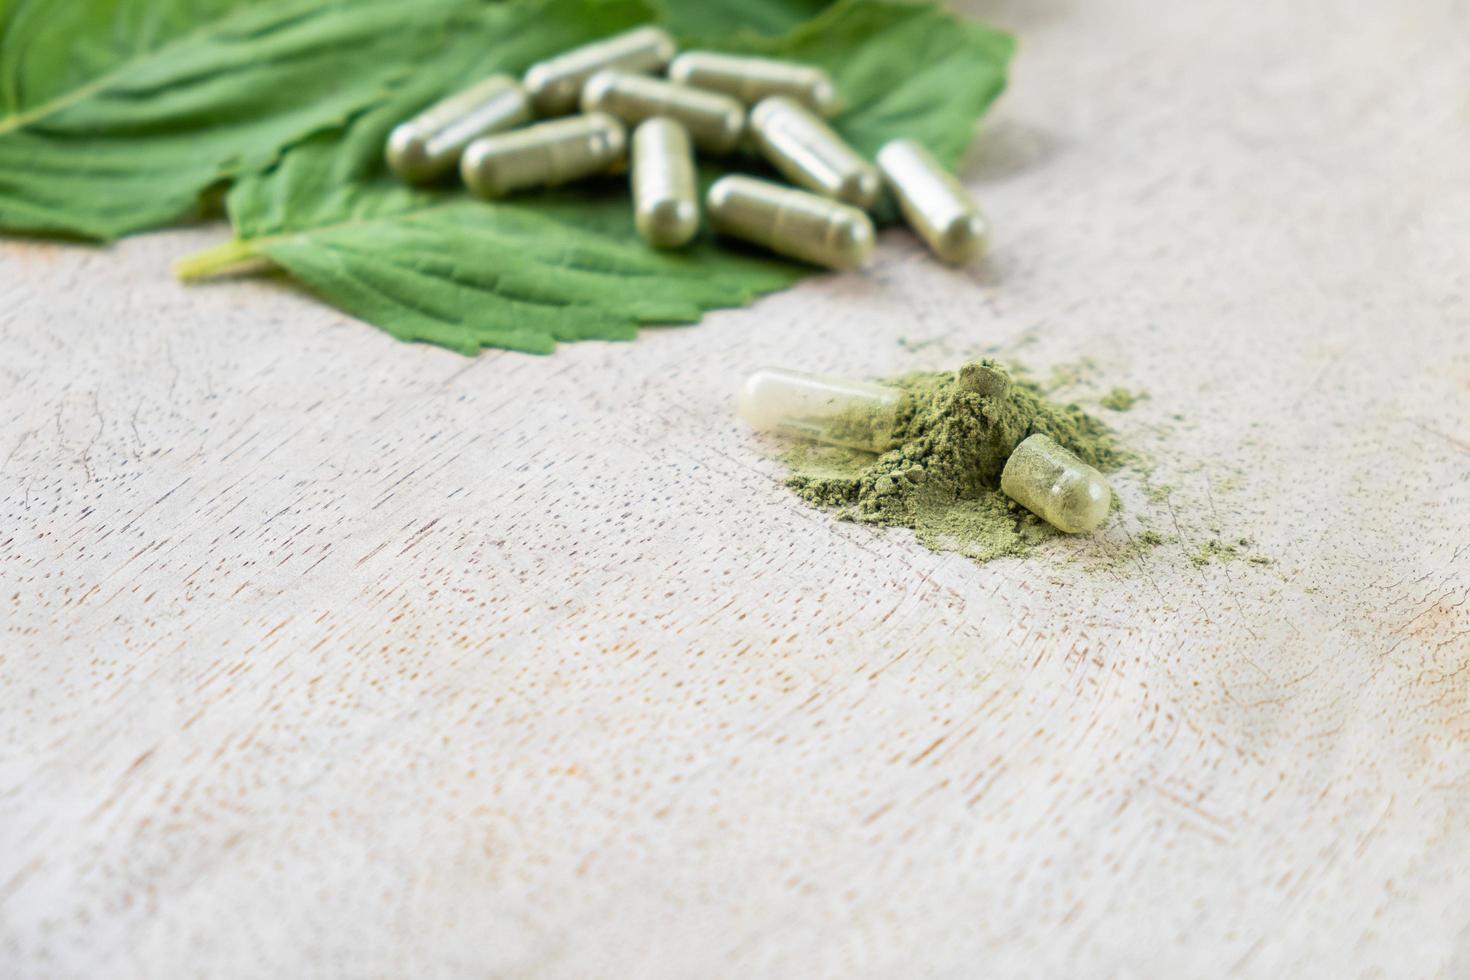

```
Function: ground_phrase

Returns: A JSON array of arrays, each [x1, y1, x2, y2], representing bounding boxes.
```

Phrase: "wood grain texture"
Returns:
[[2, 0, 1468, 976]]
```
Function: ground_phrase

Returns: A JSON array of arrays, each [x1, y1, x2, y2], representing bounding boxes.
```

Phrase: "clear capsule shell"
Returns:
[[632, 119, 699, 248], [669, 51, 840, 116], [582, 70, 745, 155], [385, 75, 531, 183], [1000, 433, 1113, 533], [877, 138, 989, 264], [738, 368, 904, 452], [707, 175, 874, 271], [748, 96, 880, 210], [522, 25, 676, 116], [460, 113, 626, 198]]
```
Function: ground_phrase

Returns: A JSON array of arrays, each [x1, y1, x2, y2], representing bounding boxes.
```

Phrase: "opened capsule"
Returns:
[[748, 96, 880, 210], [386, 75, 531, 183], [738, 368, 903, 452], [582, 71, 745, 155], [1000, 434, 1112, 533], [877, 138, 989, 264], [669, 52, 841, 117], [706, 175, 873, 271], [632, 119, 699, 248], [461, 113, 626, 198], [522, 26, 676, 117]]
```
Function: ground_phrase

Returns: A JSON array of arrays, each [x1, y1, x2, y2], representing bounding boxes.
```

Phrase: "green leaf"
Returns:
[[655, 0, 836, 41], [0, 0, 493, 240], [179, 0, 1014, 355]]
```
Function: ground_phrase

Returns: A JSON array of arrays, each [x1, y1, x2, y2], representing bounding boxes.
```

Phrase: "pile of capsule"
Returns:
[[385, 26, 988, 271]]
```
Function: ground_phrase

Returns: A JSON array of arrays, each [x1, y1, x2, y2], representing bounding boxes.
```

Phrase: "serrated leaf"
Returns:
[[179, 0, 1014, 355], [0, 0, 492, 240]]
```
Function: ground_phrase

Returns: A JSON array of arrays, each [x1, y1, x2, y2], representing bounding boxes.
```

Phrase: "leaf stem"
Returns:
[[172, 200, 464, 281], [173, 238, 265, 281]]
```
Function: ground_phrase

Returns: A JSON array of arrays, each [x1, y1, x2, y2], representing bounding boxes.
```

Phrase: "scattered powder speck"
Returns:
[[1144, 482, 1175, 503], [1187, 536, 1270, 567], [1101, 386, 1147, 411], [1041, 357, 1100, 392], [896, 335, 949, 354]]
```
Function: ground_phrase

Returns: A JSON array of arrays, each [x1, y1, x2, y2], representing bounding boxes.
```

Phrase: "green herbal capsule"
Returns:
[[522, 26, 676, 117], [668, 52, 840, 117], [706, 175, 874, 271], [581, 71, 745, 155], [877, 138, 989, 264], [632, 119, 699, 248], [738, 368, 904, 452], [1000, 433, 1112, 534], [385, 75, 531, 183], [748, 96, 880, 210], [461, 113, 626, 198]]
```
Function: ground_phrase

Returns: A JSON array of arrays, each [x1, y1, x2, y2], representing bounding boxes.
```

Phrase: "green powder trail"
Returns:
[[783, 360, 1127, 562]]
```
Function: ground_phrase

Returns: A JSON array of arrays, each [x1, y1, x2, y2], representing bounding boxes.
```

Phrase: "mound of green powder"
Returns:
[[783, 361, 1126, 562]]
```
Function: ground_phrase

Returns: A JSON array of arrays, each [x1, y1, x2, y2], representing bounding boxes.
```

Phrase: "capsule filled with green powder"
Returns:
[[877, 138, 989, 264], [669, 52, 840, 117], [582, 71, 745, 155], [707, 175, 874, 271], [461, 113, 625, 198], [1000, 433, 1112, 533], [385, 75, 531, 183], [739, 368, 905, 452], [748, 96, 880, 210], [632, 119, 699, 248], [522, 25, 676, 117]]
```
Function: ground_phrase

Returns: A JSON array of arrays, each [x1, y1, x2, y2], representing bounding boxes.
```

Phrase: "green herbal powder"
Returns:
[[783, 361, 1125, 562]]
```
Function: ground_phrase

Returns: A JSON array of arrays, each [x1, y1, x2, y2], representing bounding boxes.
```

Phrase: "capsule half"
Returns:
[[461, 113, 626, 198], [386, 75, 531, 183], [1000, 433, 1112, 534], [706, 175, 874, 271], [582, 71, 745, 155], [669, 52, 840, 117], [748, 96, 880, 210], [632, 119, 699, 248], [877, 138, 989, 264], [738, 368, 904, 452], [522, 26, 676, 117]]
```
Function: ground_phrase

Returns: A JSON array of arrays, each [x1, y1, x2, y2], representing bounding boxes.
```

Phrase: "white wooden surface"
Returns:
[[3, 0, 1468, 976]]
